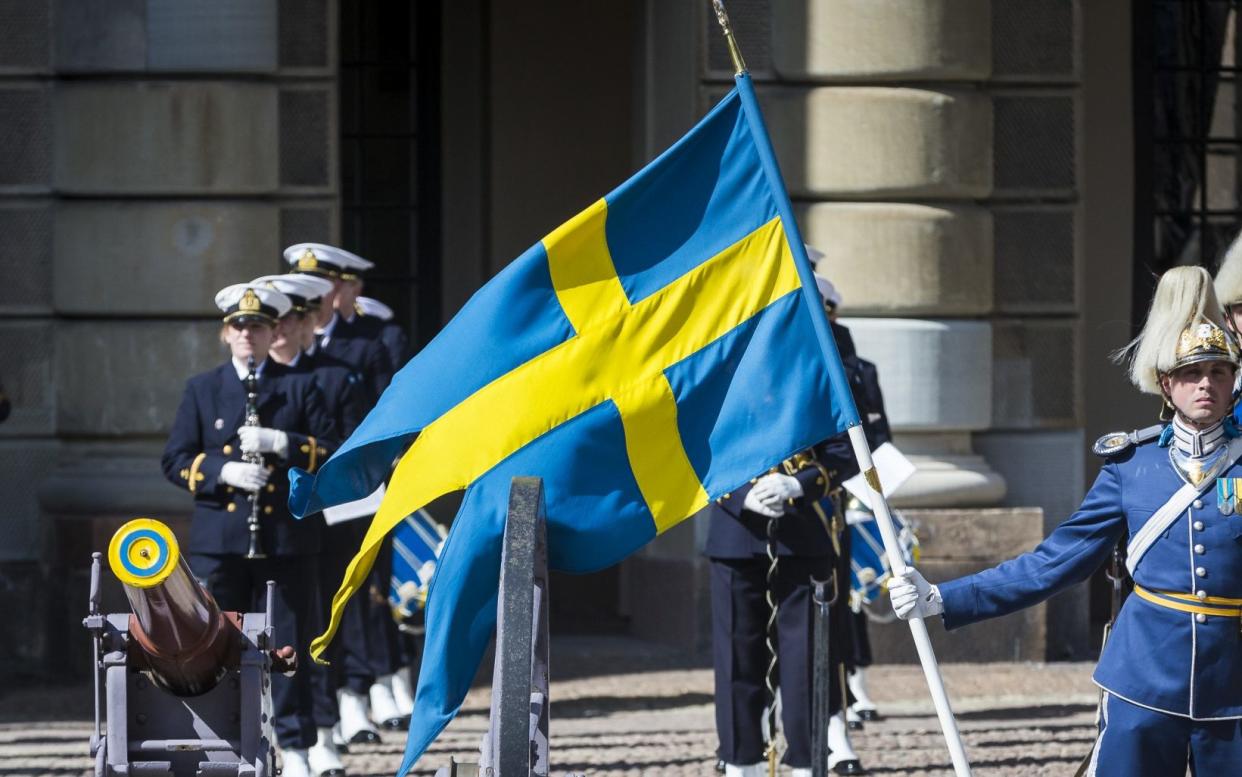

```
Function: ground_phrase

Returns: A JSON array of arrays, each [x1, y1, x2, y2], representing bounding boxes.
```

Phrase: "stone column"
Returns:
[[767, 0, 1005, 506]]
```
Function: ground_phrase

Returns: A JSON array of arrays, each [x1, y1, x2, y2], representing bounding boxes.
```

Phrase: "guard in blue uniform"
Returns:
[[286, 243, 409, 735], [705, 272, 864, 777], [891, 266, 1242, 777], [256, 272, 369, 774], [161, 283, 338, 777]]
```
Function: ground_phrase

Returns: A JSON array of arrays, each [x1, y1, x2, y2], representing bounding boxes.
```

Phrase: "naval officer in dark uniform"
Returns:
[[817, 275, 891, 727], [704, 270, 864, 777], [286, 243, 410, 734], [286, 243, 395, 399], [355, 296, 410, 378], [256, 272, 369, 776], [161, 283, 338, 777], [891, 266, 1242, 776]]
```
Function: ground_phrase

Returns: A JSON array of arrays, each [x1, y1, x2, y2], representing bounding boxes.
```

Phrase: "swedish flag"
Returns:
[[290, 73, 859, 772]]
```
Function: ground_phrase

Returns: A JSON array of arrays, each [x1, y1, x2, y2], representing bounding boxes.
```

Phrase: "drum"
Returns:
[[388, 508, 447, 630], [848, 503, 919, 611]]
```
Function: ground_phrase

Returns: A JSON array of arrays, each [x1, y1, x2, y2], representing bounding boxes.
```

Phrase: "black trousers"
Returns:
[[710, 555, 842, 768], [190, 553, 328, 749], [322, 522, 404, 694], [849, 610, 873, 669]]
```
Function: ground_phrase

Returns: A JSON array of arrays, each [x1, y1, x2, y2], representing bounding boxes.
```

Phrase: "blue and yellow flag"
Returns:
[[290, 73, 859, 773]]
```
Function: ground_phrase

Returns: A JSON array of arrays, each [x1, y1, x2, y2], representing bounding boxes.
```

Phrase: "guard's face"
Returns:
[[225, 320, 275, 362], [1162, 360, 1237, 426]]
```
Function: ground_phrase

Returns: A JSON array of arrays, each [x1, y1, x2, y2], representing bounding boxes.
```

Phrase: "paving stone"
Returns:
[[0, 638, 1103, 777]]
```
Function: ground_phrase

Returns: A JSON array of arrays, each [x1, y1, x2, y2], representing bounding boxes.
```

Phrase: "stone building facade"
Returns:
[[1, 0, 1155, 677]]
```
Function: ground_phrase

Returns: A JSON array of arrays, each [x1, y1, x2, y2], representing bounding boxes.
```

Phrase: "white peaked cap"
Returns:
[[814, 273, 842, 308], [251, 273, 334, 306], [283, 242, 374, 278], [356, 296, 395, 321], [214, 283, 292, 323]]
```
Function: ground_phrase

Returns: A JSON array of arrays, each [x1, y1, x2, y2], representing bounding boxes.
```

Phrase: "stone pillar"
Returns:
[[765, 0, 1006, 506]]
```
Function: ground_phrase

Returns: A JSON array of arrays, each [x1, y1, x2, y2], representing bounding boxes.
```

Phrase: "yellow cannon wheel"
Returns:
[[108, 518, 180, 588]]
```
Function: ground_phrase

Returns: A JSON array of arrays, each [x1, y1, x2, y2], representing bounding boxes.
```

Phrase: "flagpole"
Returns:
[[846, 426, 973, 776], [710, 3, 973, 774]]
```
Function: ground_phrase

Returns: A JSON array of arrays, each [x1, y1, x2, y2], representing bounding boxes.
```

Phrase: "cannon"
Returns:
[[83, 518, 295, 777]]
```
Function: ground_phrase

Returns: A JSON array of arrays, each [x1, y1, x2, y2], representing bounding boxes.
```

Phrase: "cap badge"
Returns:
[[297, 249, 319, 271], [239, 288, 261, 313]]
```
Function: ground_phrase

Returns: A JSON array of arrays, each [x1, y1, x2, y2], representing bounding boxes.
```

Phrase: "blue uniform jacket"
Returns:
[[940, 432, 1242, 719], [703, 437, 859, 559], [161, 361, 338, 556], [321, 315, 395, 402]]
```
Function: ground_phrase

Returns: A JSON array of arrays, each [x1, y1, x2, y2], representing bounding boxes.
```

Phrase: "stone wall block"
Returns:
[[54, 0, 146, 72], [0, 85, 51, 191], [0, 202, 52, 314], [772, 0, 991, 80], [0, 320, 55, 437], [841, 318, 992, 431], [146, 0, 277, 72], [53, 81, 279, 194], [761, 86, 992, 198], [0, 440, 60, 561], [55, 321, 225, 436], [801, 202, 993, 316], [992, 319, 1080, 428], [54, 202, 281, 315]]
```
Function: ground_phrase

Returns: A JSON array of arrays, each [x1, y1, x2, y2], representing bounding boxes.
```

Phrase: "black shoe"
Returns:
[[858, 709, 881, 722], [847, 719, 864, 731], [714, 759, 726, 774], [379, 716, 409, 731], [348, 729, 380, 745], [832, 760, 865, 775]]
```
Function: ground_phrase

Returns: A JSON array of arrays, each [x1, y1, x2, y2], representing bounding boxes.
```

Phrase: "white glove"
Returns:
[[743, 473, 804, 517], [237, 426, 289, 458], [219, 461, 271, 492], [889, 568, 943, 620]]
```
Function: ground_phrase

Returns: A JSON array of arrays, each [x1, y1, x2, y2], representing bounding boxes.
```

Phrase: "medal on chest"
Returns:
[[1218, 477, 1242, 515]]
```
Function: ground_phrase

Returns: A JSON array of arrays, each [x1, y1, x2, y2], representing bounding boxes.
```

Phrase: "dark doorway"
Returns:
[[1133, 1, 1242, 326], [340, 0, 442, 349]]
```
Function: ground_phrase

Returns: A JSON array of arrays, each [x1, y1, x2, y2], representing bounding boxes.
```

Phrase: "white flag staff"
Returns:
[[708, 3, 973, 775], [846, 426, 972, 776]]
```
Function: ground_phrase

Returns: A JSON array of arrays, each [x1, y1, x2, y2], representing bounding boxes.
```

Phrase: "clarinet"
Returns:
[[242, 356, 267, 559]]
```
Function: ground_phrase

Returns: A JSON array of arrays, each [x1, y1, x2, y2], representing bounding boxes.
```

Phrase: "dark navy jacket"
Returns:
[[703, 437, 859, 559], [320, 314, 395, 402], [940, 431, 1242, 719], [161, 361, 338, 556], [353, 313, 410, 379], [295, 348, 368, 439]]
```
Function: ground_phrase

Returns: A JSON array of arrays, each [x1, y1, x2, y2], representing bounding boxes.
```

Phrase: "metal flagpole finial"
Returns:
[[711, 0, 748, 75]]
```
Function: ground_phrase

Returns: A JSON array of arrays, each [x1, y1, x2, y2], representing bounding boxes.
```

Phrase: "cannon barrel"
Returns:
[[107, 518, 236, 696]]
